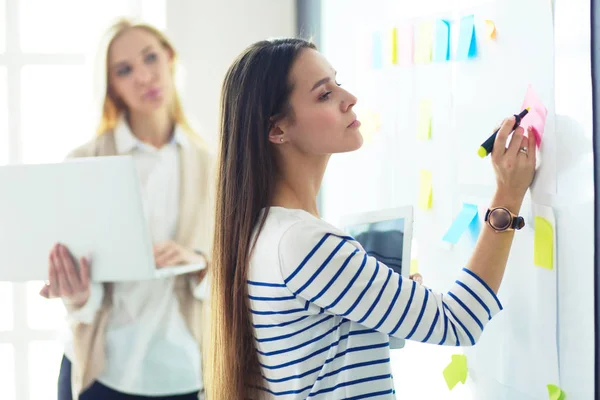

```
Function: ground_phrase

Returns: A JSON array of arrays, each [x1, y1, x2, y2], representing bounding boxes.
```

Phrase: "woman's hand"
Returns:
[[409, 273, 423, 285], [39, 243, 91, 308], [153, 240, 205, 268], [491, 119, 537, 211]]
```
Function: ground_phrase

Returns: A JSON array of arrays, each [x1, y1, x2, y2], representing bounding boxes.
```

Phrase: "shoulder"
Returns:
[[66, 132, 116, 159]]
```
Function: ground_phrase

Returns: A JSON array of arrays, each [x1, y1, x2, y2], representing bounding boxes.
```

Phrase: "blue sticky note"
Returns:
[[433, 20, 450, 62], [456, 15, 477, 61], [468, 213, 482, 241], [443, 204, 479, 244], [372, 31, 383, 69]]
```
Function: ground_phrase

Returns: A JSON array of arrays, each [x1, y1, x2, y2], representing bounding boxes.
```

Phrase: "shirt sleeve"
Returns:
[[62, 282, 105, 325], [278, 219, 503, 346]]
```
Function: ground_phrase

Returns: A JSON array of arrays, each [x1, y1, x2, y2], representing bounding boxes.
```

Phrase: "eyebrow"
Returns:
[[311, 77, 331, 92], [111, 46, 155, 71], [310, 70, 338, 92]]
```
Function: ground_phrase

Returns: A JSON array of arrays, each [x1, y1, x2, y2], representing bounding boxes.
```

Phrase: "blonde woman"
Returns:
[[39, 19, 213, 400]]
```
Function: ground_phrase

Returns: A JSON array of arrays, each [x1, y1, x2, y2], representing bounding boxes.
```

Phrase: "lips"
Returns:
[[144, 88, 162, 100], [347, 119, 361, 128]]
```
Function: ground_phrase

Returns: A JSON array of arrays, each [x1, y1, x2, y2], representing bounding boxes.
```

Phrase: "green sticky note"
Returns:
[[443, 354, 468, 390], [417, 99, 432, 140], [547, 384, 566, 400], [414, 21, 433, 63], [534, 216, 554, 269]]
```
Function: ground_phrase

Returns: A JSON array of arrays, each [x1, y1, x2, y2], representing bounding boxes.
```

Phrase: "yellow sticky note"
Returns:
[[414, 21, 433, 63], [418, 170, 432, 210], [417, 99, 432, 140], [443, 354, 468, 390], [359, 109, 381, 145], [484, 20, 497, 40], [410, 259, 419, 275], [534, 216, 554, 269], [391, 28, 398, 65], [547, 384, 566, 400]]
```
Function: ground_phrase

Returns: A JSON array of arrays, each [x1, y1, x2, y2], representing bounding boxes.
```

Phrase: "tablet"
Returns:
[[0, 156, 205, 282], [339, 206, 414, 349]]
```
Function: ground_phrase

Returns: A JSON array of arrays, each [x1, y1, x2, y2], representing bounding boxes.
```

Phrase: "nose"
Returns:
[[340, 88, 358, 112], [134, 65, 153, 85]]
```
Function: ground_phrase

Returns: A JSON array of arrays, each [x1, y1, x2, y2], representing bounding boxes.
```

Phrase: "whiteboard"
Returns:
[[319, 0, 594, 398]]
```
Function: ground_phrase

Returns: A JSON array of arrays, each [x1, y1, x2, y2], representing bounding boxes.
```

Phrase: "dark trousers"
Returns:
[[58, 355, 200, 400]]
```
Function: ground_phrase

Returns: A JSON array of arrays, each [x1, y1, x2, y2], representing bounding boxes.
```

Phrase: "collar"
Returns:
[[114, 118, 189, 154]]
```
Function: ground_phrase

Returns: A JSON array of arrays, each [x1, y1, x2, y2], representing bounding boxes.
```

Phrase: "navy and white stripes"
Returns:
[[248, 207, 503, 399]]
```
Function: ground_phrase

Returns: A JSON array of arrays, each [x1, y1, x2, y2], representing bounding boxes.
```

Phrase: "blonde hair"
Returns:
[[96, 18, 193, 136]]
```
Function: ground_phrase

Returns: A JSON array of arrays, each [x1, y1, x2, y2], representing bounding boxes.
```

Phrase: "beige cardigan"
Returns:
[[65, 131, 215, 398]]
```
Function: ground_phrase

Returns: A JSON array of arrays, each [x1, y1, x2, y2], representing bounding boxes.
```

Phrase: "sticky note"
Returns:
[[547, 384, 566, 400], [410, 259, 419, 275], [433, 20, 450, 62], [398, 23, 414, 66], [484, 20, 497, 40], [391, 28, 398, 64], [418, 170, 433, 210], [534, 216, 554, 270], [372, 31, 383, 69], [443, 203, 479, 244], [457, 15, 477, 60], [417, 100, 432, 140], [414, 21, 433, 64], [520, 84, 548, 148], [359, 109, 381, 145], [468, 212, 482, 241], [443, 354, 468, 390]]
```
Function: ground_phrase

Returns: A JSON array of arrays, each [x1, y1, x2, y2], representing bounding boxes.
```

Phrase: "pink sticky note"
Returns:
[[520, 85, 548, 148], [398, 23, 414, 66]]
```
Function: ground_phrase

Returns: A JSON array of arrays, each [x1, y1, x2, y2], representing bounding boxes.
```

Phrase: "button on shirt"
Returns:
[[63, 121, 202, 396]]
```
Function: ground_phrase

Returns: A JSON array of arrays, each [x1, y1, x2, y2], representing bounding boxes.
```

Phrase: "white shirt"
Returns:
[[248, 207, 503, 399], [62, 121, 203, 396]]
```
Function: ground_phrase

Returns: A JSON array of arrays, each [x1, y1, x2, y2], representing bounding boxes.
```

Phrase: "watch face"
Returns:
[[489, 208, 512, 231]]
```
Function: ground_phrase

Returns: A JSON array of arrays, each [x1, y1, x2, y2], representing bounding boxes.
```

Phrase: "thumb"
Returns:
[[39, 285, 50, 298]]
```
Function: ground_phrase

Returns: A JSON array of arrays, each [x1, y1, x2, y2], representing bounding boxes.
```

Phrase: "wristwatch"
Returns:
[[484, 207, 525, 232]]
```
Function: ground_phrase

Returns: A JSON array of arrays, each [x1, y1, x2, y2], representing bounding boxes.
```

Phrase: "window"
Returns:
[[0, 344, 16, 400], [20, 65, 93, 164], [0, 0, 5, 54], [18, 0, 136, 54], [1, 1, 165, 397], [0, 67, 7, 165], [0, 283, 13, 331]]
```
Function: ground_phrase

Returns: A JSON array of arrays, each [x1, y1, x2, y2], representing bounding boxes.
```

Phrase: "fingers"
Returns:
[[409, 273, 423, 284], [53, 248, 73, 297], [507, 126, 525, 156], [79, 257, 91, 289], [155, 248, 179, 268], [527, 127, 537, 165], [60, 245, 80, 294], [48, 248, 60, 298], [492, 116, 516, 161]]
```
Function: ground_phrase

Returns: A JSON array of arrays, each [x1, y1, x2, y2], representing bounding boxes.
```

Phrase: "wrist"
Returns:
[[491, 190, 524, 214]]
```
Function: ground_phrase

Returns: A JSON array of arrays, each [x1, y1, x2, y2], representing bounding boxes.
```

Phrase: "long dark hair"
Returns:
[[206, 38, 317, 399]]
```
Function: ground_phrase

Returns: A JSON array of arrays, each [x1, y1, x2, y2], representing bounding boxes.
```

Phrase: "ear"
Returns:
[[268, 117, 287, 144], [268, 123, 285, 145]]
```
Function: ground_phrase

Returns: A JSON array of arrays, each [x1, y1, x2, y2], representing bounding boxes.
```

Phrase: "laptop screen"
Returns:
[[345, 217, 406, 276]]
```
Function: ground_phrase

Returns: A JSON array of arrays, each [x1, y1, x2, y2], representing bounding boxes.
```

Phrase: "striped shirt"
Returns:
[[248, 207, 503, 399]]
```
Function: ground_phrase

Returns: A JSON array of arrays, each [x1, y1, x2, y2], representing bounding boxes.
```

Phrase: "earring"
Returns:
[[280, 138, 284, 143]]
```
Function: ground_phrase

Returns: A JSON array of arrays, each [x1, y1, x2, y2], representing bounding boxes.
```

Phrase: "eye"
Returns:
[[116, 65, 132, 77], [144, 52, 158, 64], [335, 81, 342, 87], [319, 91, 333, 101]]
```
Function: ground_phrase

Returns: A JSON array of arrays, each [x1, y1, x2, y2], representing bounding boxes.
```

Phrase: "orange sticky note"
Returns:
[[484, 20, 496, 40], [418, 170, 433, 210]]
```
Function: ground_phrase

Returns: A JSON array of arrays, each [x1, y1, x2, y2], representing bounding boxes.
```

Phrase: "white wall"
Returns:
[[166, 0, 297, 151]]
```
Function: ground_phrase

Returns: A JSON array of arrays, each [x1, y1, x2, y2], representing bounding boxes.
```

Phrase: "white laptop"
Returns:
[[339, 206, 414, 349], [0, 156, 206, 282]]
